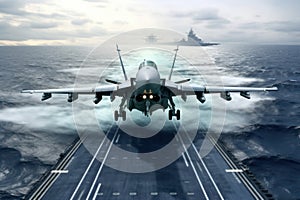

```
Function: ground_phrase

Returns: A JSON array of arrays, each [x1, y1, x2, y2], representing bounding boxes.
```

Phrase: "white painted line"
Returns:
[[86, 131, 119, 200], [182, 152, 189, 167], [129, 192, 137, 196], [170, 192, 177, 195], [150, 192, 158, 195], [70, 134, 108, 200], [115, 133, 120, 143], [192, 135, 225, 200], [92, 183, 102, 200], [187, 192, 195, 196], [112, 192, 120, 196], [50, 170, 69, 174], [196, 162, 203, 173], [176, 134, 209, 200], [225, 169, 244, 173], [232, 173, 241, 184]]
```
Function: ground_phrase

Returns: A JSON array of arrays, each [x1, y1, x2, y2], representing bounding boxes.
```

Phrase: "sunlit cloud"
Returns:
[[0, 0, 299, 45]]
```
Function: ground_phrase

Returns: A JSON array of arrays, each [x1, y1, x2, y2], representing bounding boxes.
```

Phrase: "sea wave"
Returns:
[[0, 147, 50, 199]]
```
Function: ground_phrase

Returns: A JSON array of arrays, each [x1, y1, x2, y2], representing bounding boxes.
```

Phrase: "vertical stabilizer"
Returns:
[[168, 46, 179, 80], [116, 44, 128, 81]]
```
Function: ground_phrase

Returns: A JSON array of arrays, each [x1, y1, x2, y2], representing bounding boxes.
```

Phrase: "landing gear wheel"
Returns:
[[176, 110, 180, 120], [122, 111, 126, 121], [168, 109, 180, 120], [114, 110, 118, 121], [168, 110, 173, 120]]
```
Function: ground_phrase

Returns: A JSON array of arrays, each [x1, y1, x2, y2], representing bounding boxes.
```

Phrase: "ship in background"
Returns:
[[177, 28, 219, 46]]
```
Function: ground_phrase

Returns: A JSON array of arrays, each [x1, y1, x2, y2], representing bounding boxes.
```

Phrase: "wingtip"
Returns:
[[21, 89, 33, 94], [272, 87, 278, 91]]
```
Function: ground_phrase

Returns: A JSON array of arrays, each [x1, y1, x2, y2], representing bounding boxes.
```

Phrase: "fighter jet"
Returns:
[[22, 45, 277, 121]]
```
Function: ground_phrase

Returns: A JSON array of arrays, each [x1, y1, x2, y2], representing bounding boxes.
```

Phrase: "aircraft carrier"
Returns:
[[176, 29, 219, 46], [26, 123, 274, 200]]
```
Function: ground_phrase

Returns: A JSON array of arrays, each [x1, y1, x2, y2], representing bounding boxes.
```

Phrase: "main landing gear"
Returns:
[[168, 95, 180, 120], [168, 109, 180, 120], [114, 97, 126, 121], [114, 110, 126, 121]]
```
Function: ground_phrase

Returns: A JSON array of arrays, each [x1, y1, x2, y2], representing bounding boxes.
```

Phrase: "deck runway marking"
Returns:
[[190, 131, 225, 200], [150, 192, 158, 195], [115, 134, 120, 143], [92, 183, 102, 200], [50, 170, 69, 174], [182, 152, 189, 167], [196, 161, 203, 172], [176, 134, 209, 200], [170, 192, 177, 195], [187, 192, 195, 196], [225, 169, 243, 173], [86, 129, 119, 200], [112, 192, 120, 196], [70, 133, 108, 200], [129, 192, 137, 196]]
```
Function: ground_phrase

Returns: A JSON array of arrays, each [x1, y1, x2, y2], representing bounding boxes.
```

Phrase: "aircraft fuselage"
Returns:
[[127, 60, 170, 116]]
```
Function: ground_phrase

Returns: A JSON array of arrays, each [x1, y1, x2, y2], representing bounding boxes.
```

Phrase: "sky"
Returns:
[[0, 0, 299, 45]]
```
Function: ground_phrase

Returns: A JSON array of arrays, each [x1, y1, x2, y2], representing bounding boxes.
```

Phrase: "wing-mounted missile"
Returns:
[[220, 91, 232, 101], [105, 79, 121, 84], [196, 92, 206, 103], [94, 93, 102, 104], [175, 79, 191, 84], [240, 91, 250, 99], [67, 93, 78, 102], [41, 93, 52, 101]]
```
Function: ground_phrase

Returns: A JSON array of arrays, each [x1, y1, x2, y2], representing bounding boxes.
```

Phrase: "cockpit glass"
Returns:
[[139, 60, 157, 69]]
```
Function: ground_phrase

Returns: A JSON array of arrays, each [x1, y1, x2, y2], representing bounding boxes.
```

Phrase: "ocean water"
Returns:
[[0, 45, 299, 199]]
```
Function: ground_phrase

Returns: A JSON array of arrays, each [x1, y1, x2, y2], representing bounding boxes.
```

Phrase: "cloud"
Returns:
[[82, 0, 107, 2], [0, 20, 107, 41], [171, 8, 230, 29], [71, 18, 91, 26], [238, 21, 300, 33], [30, 22, 58, 29], [192, 9, 224, 21], [266, 21, 300, 32], [0, 0, 27, 15]]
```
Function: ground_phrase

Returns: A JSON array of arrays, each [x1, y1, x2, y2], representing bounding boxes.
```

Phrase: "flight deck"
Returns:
[[26, 124, 273, 200]]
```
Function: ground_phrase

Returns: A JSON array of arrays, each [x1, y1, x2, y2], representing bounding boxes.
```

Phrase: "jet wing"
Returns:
[[170, 83, 278, 102], [21, 85, 118, 102], [188, 85, 278, 93]]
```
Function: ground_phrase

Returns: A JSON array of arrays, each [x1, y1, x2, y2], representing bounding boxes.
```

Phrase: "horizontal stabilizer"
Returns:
[[105, 79, 121, 84], [175, 79, 191, 84]]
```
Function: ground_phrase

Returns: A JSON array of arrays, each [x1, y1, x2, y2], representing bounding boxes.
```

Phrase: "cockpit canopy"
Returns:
[[139, 60, 157, 70]]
